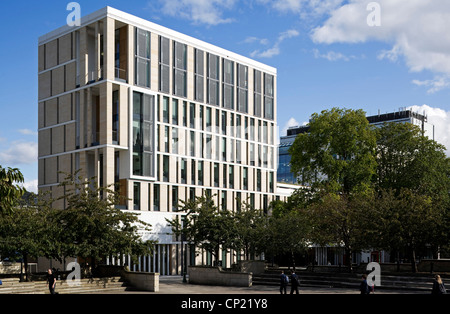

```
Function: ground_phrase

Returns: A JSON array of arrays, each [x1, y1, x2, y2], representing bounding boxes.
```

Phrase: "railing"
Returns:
[[115, 68, 127, 82]]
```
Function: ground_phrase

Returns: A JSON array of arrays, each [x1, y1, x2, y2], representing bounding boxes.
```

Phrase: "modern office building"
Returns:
[[38, 7, 278, 274], [278, 109, 435, 185]]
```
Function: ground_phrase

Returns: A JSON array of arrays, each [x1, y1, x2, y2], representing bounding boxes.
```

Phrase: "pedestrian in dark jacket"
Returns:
[[46, 268, 57, 295], [280, 271, 288, 294], [432, 275, 447, 295], [290, 271, 300, 294], [360, 274, 373, 294]]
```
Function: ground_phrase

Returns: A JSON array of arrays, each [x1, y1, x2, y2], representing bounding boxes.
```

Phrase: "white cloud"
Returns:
[[242, 36, 269, 45], [158, 0, 236, 25], [259, 0, 344, 17], [313, 48, 353, 62], [408, 105, 450, 156], [20, 179, 38, 194], [412, 75, 450, 94], [310, 1, 450, 91], [18, 129, 37, 136], [250, 29, 299, 58], [0, 141, 38, 165]]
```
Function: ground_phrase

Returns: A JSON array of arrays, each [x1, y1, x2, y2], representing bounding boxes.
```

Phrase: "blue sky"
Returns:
[[1, 0, 450, 192]]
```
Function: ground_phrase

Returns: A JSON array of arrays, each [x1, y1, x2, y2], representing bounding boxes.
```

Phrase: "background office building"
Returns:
[[278, 109, 435, 185], [38, 7, 278, 274]]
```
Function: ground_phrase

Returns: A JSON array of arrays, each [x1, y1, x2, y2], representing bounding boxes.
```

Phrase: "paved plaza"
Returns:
[[99, 276, 424, 294]]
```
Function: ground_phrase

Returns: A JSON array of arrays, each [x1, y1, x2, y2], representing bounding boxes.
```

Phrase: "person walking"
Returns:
[[280, 271, 289, 294], [431, 275, 447, 295], [290, 271, 300, 294], [46, 268, 57, 295], [359, 274, 374, 294]]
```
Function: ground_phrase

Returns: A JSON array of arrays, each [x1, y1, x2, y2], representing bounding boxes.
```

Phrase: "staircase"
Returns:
[[252, 270, 444, 292], [0, 276, 129, 294]]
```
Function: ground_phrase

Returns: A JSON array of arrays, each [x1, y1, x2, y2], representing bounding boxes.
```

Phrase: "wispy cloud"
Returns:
[[18, 128, 37, 136], [250, 29, 299, 58], [412, 75, 450, 94], [0, 141, 38, 165], [313, 48, 354, 62], [157, 0, 236, 25]]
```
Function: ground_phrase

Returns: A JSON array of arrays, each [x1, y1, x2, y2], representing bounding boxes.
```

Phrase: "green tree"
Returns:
[[305, 191, 374, 271], [55, 172, 155, 270], [258, 208, 310, 270], [368, 188, 448, 272], [289, 108, 377, 194], [234, 201, 266, 260], [167, 195, 239, 266], [375, 122, 450, 199], [0, 166, 25, 215], [0, 194, 54, 281]]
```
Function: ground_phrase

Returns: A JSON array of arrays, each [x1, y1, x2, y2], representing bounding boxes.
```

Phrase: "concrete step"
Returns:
[[0, 277, 128, 294], [252, 271, 439, 292]]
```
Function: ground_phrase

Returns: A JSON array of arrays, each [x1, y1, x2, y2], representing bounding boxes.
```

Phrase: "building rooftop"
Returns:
[[39, 6, 277, 75]]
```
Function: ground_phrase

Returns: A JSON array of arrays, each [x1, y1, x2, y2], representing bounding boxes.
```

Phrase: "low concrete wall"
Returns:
[[418, 259, 450, 273], [0, 263, 21, 275], [188, 266, 252, 287], [121, 270, 159, 292]]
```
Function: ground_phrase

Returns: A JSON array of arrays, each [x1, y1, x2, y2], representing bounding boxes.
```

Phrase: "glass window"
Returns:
[[206, 107, 212, 132], [207, 53, 220, 106], [229, 165, 234, 189], [264, 73, 274, 120], [214, 163, 219, 187], [172, 127, 178, 154], [222, 59, 234, 109], [191, 160, 196, 185], [163, 155, 169, 182], [254, 70, 262, 117], [153, 184, 160, 211], [195, 49, 204, 102], [243, 167, 248, 190], [135, 28, 151, 87], [172, 99, 178, 125], [133, 92, 155, 178], [173, 41, 187, 97], [237, 64, 248, 113], [159, 36, 170, 93], [190, 103, 196, 129], [181, 158, 187, 184], [133, 182, 140, 210], [198, 160, 203, 185], [190, 131, 195, 157], [112, 90, 119, 144], [172, 186, 178, 211], [162, 96, 169, 123]]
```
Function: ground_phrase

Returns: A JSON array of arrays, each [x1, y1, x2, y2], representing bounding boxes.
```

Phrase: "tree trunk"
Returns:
[[291, 251, 296, 271], [410, 248, 418, 273], [23, 253, 29, 282]]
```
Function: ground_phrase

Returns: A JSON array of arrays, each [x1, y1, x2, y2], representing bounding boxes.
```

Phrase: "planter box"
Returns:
[[188, 266, 252, 287], [121, 270, 159, 292]]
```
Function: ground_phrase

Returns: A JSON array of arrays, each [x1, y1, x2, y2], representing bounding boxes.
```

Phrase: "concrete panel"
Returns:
[[38, 45, 45, 72], [45, 39, 58, 69], [65, 61, 77, 91], [45, 156, 58, 185], [52, 66, 65, 96], [38, 71, 51, 100], [58, 154, 72, 182], [45, 98, 58, 127], [52, 125, 65, 154], [58, 33, 73, 64], [58, 94, 72, 123], [38, 129, 51, 157], [38, 102, 45, 129], [65, 123, 76, 152]]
